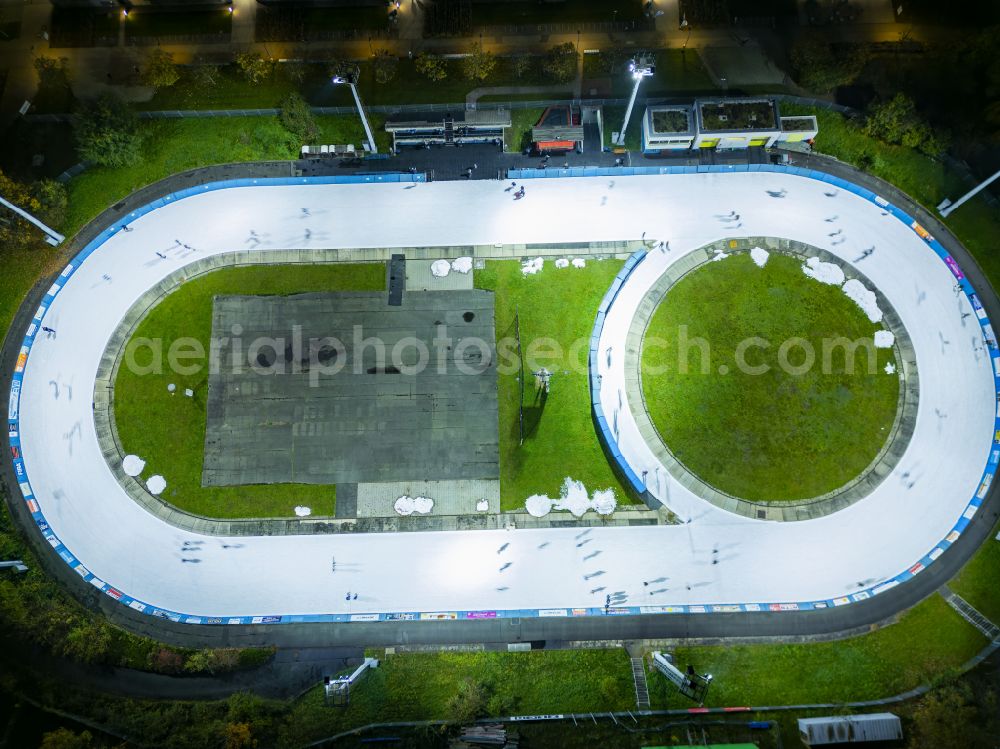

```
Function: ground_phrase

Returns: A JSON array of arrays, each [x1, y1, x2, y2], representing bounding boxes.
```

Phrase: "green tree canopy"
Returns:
[[415, 53, 448, 82], [0, 170, 67, 250], [279, 92, 318, 141], [73, 93, 142, 168], [372, 49, 398, 84], [463, 43, 497, 82], [33, 55, 69, 88], [865, 92, 950, 156], [191, 64, 220, 90], [39, 728, 94, 749], [141, 48, 179, 89], [235, 51, 271, 84], [510, 53, 533, 79], [542, 42, 578, 84], [790, 35, 867, 94]]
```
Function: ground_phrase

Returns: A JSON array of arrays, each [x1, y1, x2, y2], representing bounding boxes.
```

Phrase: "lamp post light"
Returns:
[[331, 67, 378, 154], [0, 194, 65, 246], [614, 54, 655, 147], [938, 168, 1000, 218]]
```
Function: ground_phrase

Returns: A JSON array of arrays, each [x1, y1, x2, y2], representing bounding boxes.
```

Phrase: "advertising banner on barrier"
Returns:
[[945, 256, 965, 280], [420, 612, 458, 621], [8, 378, 20, 420], [538, 609, 568, 617], [466, 611, 497, 619]]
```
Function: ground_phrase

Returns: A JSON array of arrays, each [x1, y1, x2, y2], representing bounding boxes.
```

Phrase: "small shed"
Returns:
[[798, 713, 903, 746]]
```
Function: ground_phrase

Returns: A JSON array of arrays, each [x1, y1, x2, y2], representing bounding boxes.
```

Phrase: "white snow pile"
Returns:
[[476, 499, 489, 512], [572, 258, 587, 268], [525, 495, 553, 517], [451, 256, 473, 274], [524, 478, 617, 518], [884, 361, 896, 375], [801, 257, 845, 286], [394, 495, 434, 516], [711, 251, 730, 263], [294, 506, 312, 517], [167, 383, 176, 393], [521, 257, 544, 275], [750, 247, 770, 268], [146, 475, 166, 495], [122, 455, 145, 477], [554, 258, 570, 269], [874, 330, 895, 349], [591, 488, 617, 515], [430, 259, 452, 278], [843, 278, 883, 323]]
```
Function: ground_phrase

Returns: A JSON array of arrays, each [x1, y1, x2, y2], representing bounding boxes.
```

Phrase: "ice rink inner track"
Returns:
[[8, 169, 999, 624]]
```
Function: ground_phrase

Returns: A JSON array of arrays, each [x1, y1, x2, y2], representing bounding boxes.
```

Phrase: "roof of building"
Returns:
[[385, 108, 511, 129], [697, 98, 778, 132]]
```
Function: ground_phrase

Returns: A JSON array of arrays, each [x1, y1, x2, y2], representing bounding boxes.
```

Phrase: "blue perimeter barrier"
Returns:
[[6, 167, 998, 625]]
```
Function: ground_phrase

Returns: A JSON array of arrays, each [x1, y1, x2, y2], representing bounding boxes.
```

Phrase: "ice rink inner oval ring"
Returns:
[[599, 235, 918, 521]]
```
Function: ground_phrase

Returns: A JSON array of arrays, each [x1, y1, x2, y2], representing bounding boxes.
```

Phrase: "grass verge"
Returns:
[[63, 115, 391, 239], [950, 521, 1000, 624], [476, 259, 632, 511], [278, 648, 636, 747], [113, 263, 385, 519], [648, 594, 987, 708]]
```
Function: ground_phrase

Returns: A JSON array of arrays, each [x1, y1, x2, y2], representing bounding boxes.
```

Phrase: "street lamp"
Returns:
[[0, 194, 64, 246], [331, 66, 378, 154], [614, 55, 655, 147], [938, 168, 1000, 218]]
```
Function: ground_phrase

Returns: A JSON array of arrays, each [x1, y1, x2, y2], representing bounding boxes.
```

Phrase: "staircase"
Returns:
[[630, 656, 650, 710], [444, 116, 455, 144], [944, 590, 1000, 641]]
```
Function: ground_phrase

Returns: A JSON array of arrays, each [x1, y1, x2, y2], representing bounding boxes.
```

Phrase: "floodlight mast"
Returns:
[[0, 194, 65, 246], [332, 67, 378, 155], [938, 168, 1000, 218], [614, 55, 655, 147]]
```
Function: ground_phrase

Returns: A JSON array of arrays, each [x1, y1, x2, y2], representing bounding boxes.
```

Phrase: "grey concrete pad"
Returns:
[[356, 479, 500, 517], [202, 290, 500, 487], [406, 258, 475, 291]]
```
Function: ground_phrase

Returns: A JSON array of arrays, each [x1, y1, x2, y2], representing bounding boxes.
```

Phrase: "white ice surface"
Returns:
[[14, 173, 994, 618]]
